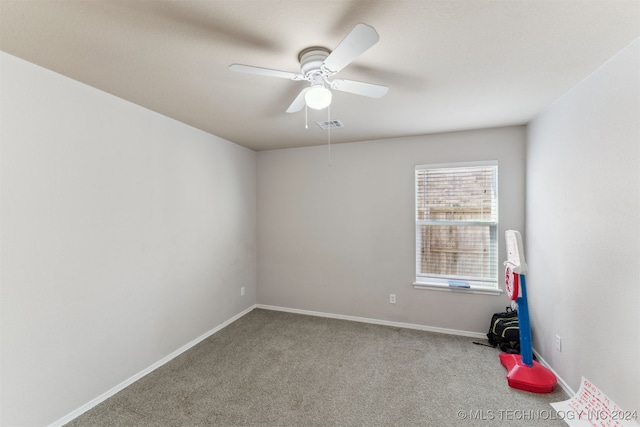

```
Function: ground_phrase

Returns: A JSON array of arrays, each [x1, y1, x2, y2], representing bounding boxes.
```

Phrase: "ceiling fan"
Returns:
[[229, 23, 389, 113]]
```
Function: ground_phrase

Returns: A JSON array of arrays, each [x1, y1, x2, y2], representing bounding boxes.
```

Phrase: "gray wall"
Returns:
[[257, 126, 526, 333], [0, 52, 257, 426], [526, 39, 639, 412]]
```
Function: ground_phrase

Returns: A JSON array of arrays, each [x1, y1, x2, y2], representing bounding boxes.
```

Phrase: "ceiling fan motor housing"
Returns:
[[299, 47, 330, 79]]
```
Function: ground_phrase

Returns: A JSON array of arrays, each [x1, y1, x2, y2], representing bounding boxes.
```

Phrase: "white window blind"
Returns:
[[415, 162, 498, 287]]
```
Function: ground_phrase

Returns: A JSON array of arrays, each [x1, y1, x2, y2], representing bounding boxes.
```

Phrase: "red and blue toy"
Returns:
[[500, 230, 557, 393]]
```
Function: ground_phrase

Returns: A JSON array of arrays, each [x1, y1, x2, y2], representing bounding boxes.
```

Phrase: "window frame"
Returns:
[[413, 161, 501, 295]]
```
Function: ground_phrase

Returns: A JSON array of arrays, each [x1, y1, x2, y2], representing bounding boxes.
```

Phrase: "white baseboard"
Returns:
[[255, 304, 488, 339], [48, 305, 257, 427]]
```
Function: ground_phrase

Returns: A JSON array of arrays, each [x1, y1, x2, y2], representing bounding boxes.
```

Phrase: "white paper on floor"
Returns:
[[550, 376, 638, 426]]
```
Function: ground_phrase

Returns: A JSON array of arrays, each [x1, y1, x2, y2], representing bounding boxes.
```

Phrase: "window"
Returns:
[[415, 162, 498, 290]]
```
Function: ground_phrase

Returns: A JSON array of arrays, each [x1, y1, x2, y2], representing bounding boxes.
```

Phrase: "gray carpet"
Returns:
[[66, 308, 568, 426]]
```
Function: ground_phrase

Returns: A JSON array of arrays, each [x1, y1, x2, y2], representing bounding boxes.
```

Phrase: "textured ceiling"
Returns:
[[1, 0, 639, 151]]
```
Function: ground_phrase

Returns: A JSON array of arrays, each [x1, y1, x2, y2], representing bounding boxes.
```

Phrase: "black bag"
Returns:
[[487, 307, 520, 354]]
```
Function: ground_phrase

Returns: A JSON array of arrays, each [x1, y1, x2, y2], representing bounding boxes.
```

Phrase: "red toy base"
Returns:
[[499, 353, 557, 394]]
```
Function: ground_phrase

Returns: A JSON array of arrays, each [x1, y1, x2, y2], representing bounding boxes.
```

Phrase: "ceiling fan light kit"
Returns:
[[305, 85, 332, 110], [229, 23, 389, 114]]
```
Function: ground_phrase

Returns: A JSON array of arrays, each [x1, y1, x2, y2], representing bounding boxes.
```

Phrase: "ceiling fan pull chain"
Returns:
[[305, 104, 308, 129], [328, 104, 331, 166]]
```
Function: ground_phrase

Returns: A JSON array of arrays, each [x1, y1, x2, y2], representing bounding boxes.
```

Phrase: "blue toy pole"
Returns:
[[500, 230, 556, 392], [516, 274, 533, 367]]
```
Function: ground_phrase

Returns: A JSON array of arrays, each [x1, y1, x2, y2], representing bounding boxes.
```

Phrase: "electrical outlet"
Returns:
[[555, 335, 561, 352], [241, 287, 245, 296], [389, 294, 396, 304]]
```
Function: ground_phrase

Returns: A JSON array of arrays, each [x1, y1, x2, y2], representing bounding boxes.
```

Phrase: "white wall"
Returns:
[[527, 39, 639, 412], [257, 126, 525, 333], [0, 52, 257, 426]]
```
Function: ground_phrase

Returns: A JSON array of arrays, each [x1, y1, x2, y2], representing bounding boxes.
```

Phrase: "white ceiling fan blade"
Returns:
[[286, 87, 311, 113], [330, 79, 388, 98], [229, 64, 302, 80], [322, 23, 380, 74]]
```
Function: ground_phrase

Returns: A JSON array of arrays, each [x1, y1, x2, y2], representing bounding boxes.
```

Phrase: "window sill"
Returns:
[[413, 281, 503, 296]]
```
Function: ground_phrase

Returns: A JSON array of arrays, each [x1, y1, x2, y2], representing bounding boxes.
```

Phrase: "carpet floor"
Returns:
[[66, 308, 568, 426]]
